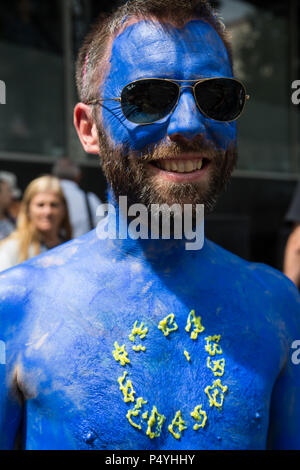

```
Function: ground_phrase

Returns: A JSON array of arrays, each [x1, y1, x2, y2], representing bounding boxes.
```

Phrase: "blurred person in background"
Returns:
[[2, 171, 23, 223], [8, 195, 22, 223], [0, 175, 72, 272], [52, 158, 103, 238], [284, 181, 300, 288], [0, 171, 18, 240]]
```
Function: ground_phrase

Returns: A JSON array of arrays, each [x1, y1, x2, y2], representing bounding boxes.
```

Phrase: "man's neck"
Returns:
[[101, 188, 204, 266]]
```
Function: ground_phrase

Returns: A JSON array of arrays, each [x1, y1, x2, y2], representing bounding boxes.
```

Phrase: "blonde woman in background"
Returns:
[[0, 175, 72, 272]]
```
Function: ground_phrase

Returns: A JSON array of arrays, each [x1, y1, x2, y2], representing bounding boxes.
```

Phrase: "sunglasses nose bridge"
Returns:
[[174, 84, 202, 114], [175, 84, 196, 104], [175, 84, 199, 110], [167, 88, 207, 140], [176, 84, 194, 95]]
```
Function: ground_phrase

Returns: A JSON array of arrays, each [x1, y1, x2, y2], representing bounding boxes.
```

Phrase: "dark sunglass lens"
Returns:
[[195, 78, 245, 121], [121, 79, 179, 124]]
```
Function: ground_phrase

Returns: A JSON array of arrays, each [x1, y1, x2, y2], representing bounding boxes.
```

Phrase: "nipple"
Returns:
[[84, 430, 97, 445]]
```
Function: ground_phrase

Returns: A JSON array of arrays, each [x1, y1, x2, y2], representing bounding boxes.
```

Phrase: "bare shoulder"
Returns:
[[206, 239, 300, 332], [0, 232, 98, 320], [246, 261, 300, 330]]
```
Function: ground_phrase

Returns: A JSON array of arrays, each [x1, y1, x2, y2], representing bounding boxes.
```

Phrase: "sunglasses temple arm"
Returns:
[[87, 98, 121, 105]]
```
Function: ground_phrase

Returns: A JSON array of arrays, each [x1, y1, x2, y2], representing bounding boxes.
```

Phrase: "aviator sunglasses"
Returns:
[[87, 77, 250, 125]]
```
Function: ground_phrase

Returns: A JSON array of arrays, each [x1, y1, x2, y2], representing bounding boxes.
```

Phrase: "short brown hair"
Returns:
[[76, 0, 232, 104]]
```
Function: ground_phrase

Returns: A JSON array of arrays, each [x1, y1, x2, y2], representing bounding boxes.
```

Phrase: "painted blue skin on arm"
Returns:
[[0, 19, 299, 450], [0, 283, 24, 449]]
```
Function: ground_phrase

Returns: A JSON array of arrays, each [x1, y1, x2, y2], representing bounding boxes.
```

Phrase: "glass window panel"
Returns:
[[0, 0, 65, 156], [219, 0, 293, 173]]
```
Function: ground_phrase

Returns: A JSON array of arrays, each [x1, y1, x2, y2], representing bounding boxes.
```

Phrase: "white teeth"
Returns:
[[157, 159, 203, 173], [178, 161, 185, 173], [185, 161, 194, 172]]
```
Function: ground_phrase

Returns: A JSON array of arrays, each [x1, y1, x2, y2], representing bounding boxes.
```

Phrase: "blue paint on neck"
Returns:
[[98, 187, 199, 266]]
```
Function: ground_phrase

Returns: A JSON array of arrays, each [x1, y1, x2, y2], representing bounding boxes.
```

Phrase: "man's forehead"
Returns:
[[107, 18, 230, 80], [114, 18, 220, 51]]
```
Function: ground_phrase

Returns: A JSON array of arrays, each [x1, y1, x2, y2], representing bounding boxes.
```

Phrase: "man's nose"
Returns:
[[166, 89, 206, 141]]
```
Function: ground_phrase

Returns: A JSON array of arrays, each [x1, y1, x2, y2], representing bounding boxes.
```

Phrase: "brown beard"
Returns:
[[96, 124, 237, 214]]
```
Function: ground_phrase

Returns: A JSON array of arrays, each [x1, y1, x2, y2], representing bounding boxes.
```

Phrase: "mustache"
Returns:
[[134, 137, 222, 163]]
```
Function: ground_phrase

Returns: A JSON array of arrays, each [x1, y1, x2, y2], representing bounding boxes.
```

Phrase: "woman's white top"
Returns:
[[0, 238, 37, 272]]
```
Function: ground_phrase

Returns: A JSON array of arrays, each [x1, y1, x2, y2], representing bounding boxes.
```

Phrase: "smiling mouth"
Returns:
[[149, 158, 209, 174]]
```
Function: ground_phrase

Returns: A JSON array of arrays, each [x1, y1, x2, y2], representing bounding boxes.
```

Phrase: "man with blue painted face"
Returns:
[[0, 0, 299, 450]]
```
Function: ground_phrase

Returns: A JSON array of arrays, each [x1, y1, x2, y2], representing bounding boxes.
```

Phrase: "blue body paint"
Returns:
[[0, 19, 299, 450], [0, 226, 299, 449], [101, 20, 236, 152]]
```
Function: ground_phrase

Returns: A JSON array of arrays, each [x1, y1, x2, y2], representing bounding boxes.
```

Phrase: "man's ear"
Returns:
[[74, 103, 100, 155]]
